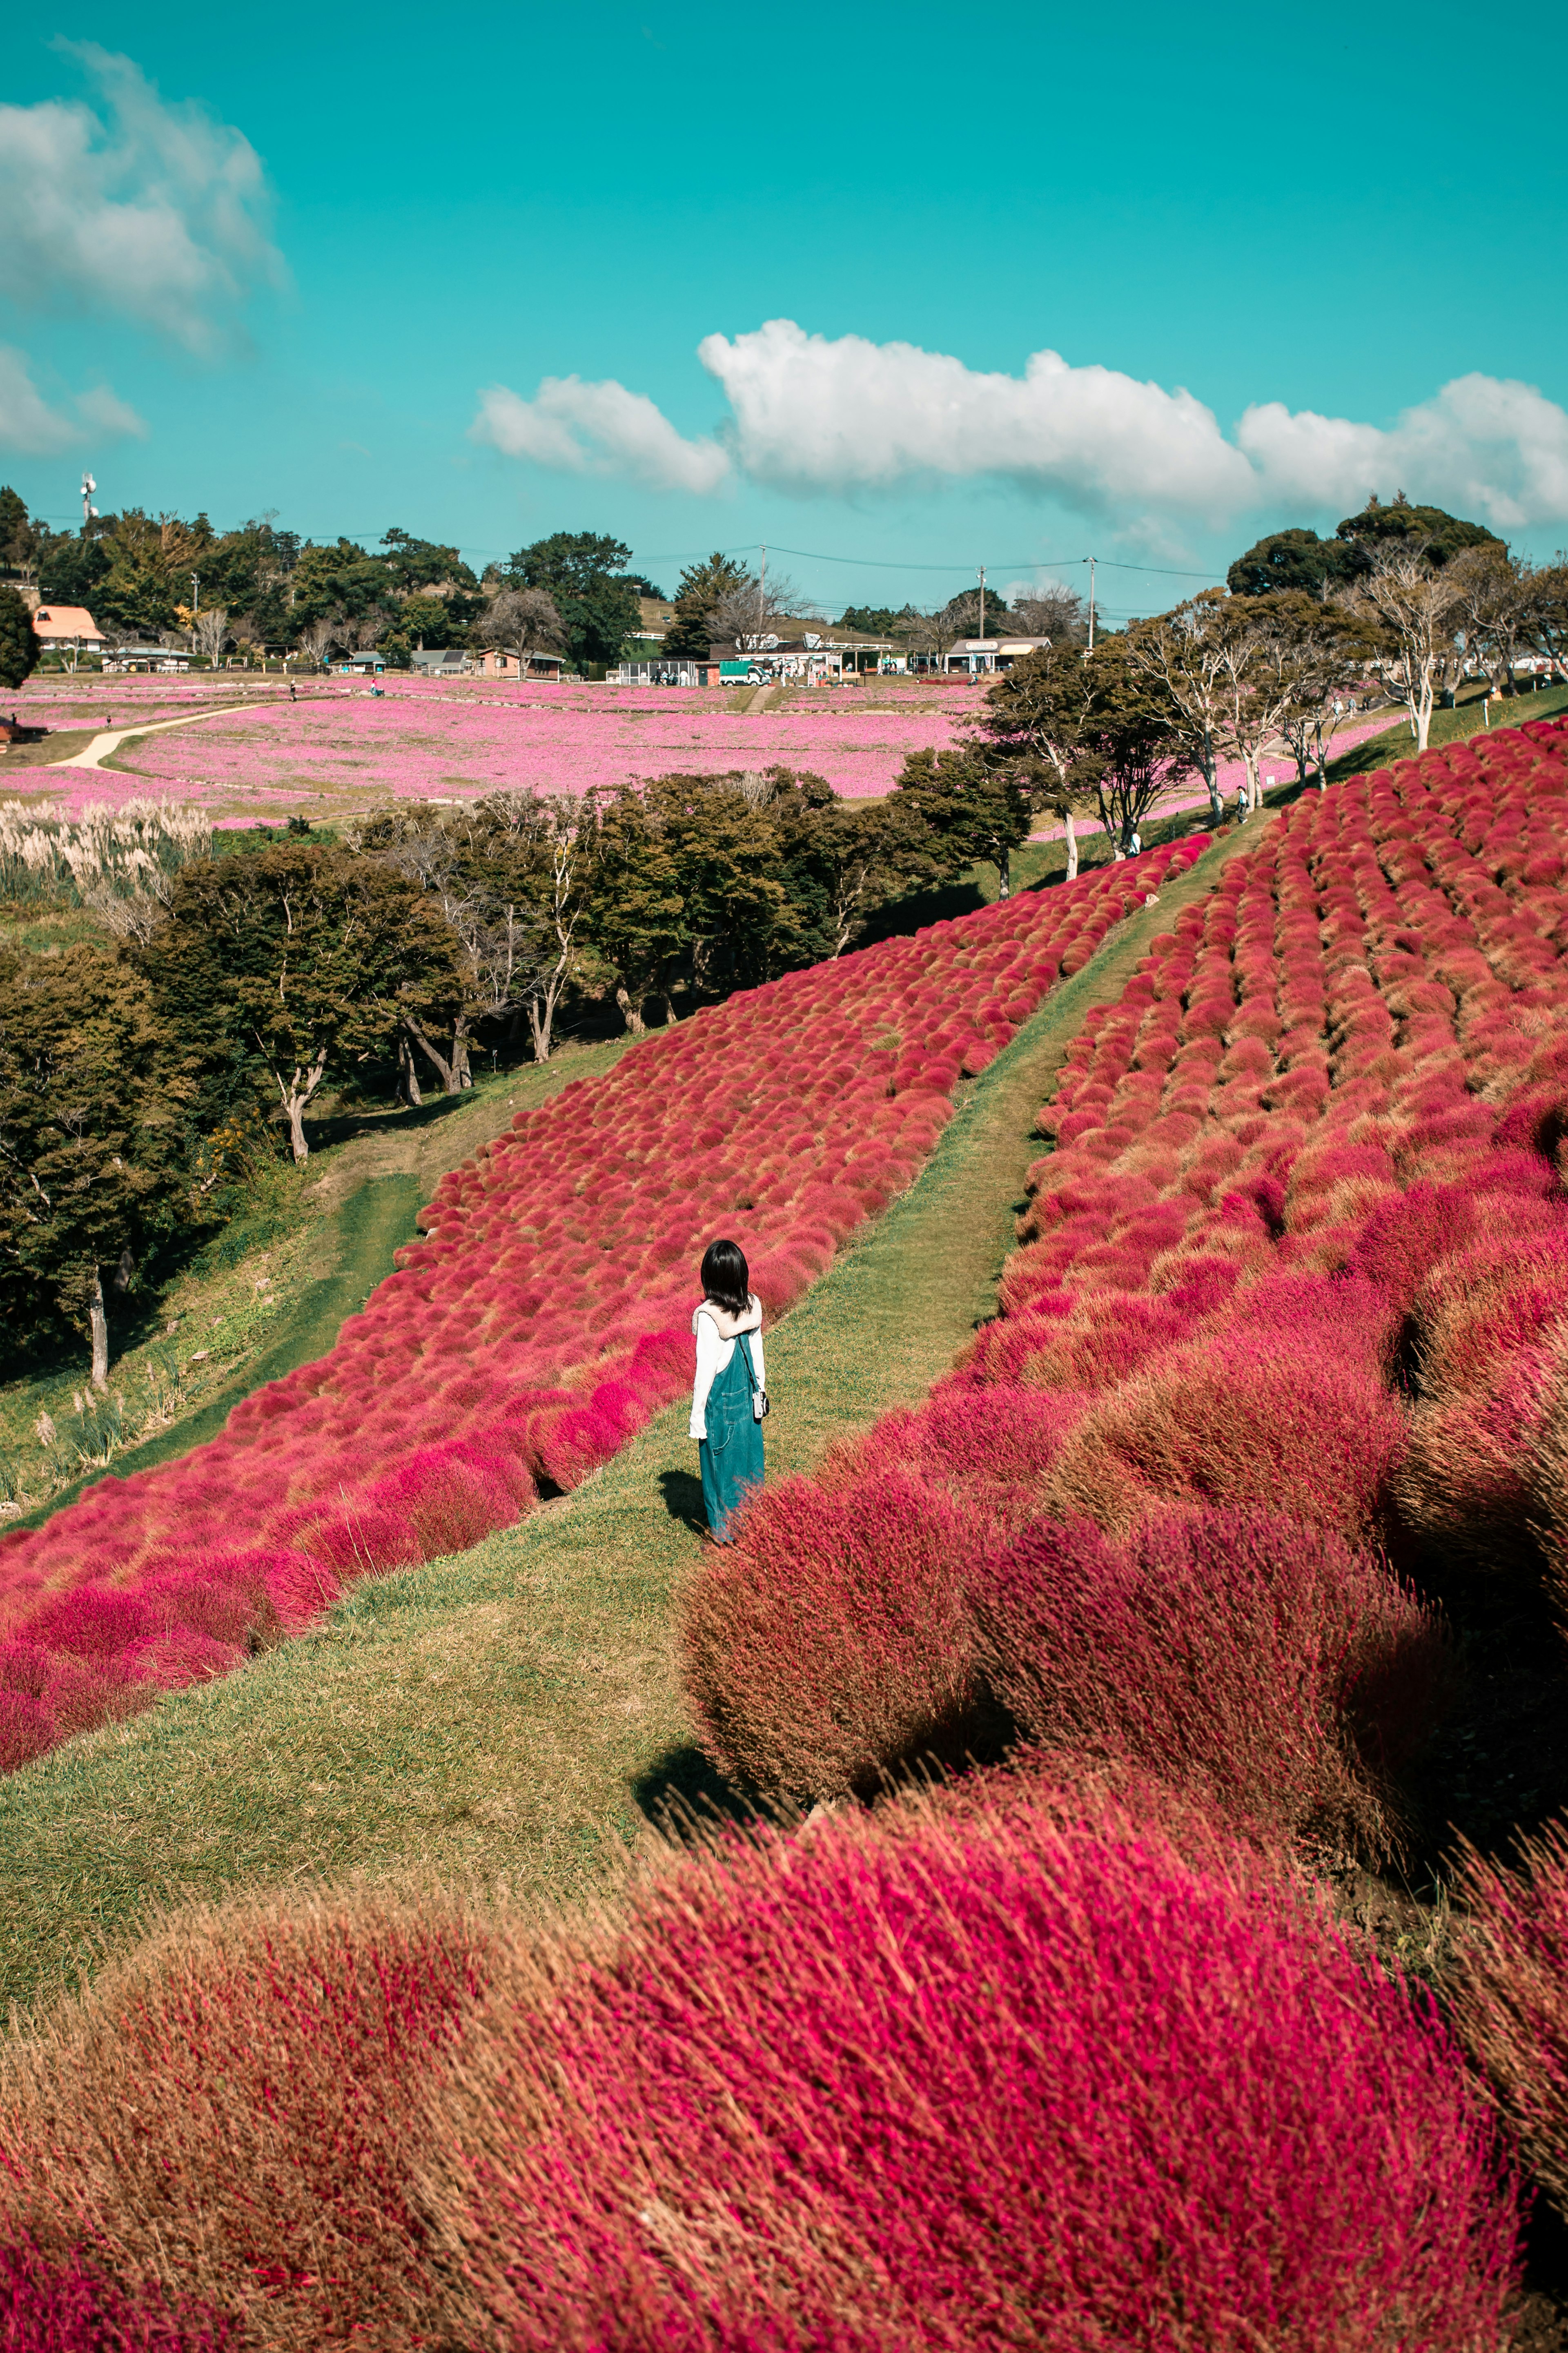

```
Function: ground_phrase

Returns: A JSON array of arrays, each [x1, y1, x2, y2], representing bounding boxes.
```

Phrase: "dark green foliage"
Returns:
[[145, 844, 467, 1160], [1334, 492, 1501, 568], [890, 749, 1031, 896], [1227, 528, 1364, 598], [35, 529, 111, 613], [839, 604, 909, 636], [0, 946, 189, 1356], [665, 552, 751, 658], [505, 531, 640, 669], [0, 486, 27, 572], [0, 584, 38, 691], [1231, 497, 1504, 597], [289, 538, 395, 630]]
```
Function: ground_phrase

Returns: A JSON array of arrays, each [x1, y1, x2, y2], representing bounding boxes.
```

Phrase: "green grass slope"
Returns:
[[0, 828, 1260, 2011]]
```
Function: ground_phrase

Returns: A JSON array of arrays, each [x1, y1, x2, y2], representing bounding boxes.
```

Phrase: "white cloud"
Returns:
[[0, 345, 145, 455], [0, 45, 282, 354], [472, 317, 1568, 532], [471, 375, 730, 494], [697, 319, 1256, 516], [1238, 373, 1568, 531]]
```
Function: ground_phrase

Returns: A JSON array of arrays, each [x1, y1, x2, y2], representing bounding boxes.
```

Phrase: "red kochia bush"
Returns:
[[0, 1887, 492, 2352], [1042, 1325, 1410, 1545], [0, 2238, 230, 2349], [1452, 1818, 1568, 2222], [426, 1783, 1521, 2353], [681, 1469, 989, 1800], [820, 1381, 1087, 1533], [974, 1507, 1452, 1855]]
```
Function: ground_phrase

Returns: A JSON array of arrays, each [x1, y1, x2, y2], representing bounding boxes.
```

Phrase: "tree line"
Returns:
[[0, 765, 1028, 1384]]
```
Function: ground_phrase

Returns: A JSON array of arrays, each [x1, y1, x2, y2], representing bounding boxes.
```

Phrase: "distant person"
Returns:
[[1235, 787, 1248, 823], [690, 1237, 766, 1546], [1128, 828, 1142, 857], [289, 682, 297, 702]]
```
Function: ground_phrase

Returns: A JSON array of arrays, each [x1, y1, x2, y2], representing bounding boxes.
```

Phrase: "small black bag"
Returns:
[[739, 1330, 769, 1421]]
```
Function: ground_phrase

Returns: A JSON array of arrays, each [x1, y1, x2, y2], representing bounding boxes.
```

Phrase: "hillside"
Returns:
[[0, 836, 1202, 1780], [9, 723, 1568, 2350]]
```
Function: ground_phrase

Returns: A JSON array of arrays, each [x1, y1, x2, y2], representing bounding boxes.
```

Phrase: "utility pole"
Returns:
[[977, 564, 986, 662], [191, 572, 200, 617], [1087, 556, 1096, 653], [758, 542, 766, 648]]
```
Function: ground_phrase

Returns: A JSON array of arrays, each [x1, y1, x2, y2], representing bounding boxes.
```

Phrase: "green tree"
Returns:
[[147, 846, 466, 1162], [451, 794, 606, 1061], [665, 552, 751, 658], [378, 528, 479, 597], [0, 487, 28, 575], [0, 584, 39, 691], [0, 946, 188, 1384], [749, 768, 916, 958], [36, 528, 111, 611], [1335, 491, 1501, 571], [1076, 636, 1189, 850], [586, 788, 686, 1031], [289, 539, 396, 631], [976, 641, 1102, 875], [641, 775, 796, 993], [390, 593, 463, 653], [506, 532, 639, 669], [1227, 526, 1363, 598], [889, 749, 1030, 897]]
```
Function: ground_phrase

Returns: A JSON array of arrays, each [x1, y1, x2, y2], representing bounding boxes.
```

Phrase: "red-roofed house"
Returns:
[[32, 604, 105, 655]]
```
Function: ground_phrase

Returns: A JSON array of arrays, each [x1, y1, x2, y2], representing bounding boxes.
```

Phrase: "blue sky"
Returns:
[[1, 0, 1564, 624]]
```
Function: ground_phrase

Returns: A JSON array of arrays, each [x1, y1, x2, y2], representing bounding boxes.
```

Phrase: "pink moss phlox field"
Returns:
[[108, 679, 983, 806], [686, 720, 1568, 1800], [431, 1784, 1521, 2353], [0, 840, 1203, 1771]]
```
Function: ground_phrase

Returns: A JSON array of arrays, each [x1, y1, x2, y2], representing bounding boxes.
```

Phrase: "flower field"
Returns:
[[0, 836, 1203, 1774], [14, 729, 1568, 2349], [103, 679, 977, 816], [684, 717, 1568, 1824], [0, 1776, 1523, 2351], [5, 672, 1396, 835]]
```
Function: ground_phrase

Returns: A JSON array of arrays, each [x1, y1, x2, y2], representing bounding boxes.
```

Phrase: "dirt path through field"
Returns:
[[47, 701, 276, 771]]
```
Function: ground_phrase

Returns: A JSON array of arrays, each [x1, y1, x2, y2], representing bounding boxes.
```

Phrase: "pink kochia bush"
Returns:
[[975, 1506, 1451, 1856], [1453, 1815, 1568, 2222], [0, 840, 1204, 1773], [426, 1781, 1521, 2353], [0, 2239, 229, 2349], [684, 719, 1568, 1804]]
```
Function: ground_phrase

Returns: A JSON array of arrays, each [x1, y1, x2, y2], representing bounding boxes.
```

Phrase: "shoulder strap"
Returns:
[[737, 1331, 758, 1392]]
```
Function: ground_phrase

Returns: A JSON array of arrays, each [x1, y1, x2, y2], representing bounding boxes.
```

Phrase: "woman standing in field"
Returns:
[[690, 1238, 766, 1545]]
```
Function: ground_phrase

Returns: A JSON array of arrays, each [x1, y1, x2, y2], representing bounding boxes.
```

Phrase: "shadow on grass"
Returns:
[[658, 1467, 707, 1534], [630, 1742, 764, 1838]]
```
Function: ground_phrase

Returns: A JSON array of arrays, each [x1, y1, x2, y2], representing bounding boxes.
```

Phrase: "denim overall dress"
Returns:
[[699, 1330, 765, 1541]]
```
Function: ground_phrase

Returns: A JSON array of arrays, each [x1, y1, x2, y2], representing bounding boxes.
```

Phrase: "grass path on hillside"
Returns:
[[0, 831, 1259, 2010]]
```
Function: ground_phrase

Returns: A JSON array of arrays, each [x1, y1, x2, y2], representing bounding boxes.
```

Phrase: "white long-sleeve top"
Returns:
[[690, 1295, 765, 1439]]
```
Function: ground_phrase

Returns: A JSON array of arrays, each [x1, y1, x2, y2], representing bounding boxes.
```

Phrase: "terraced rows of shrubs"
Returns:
[[0, 837, 1201, 1775], [11, 726, 1568, 2349]]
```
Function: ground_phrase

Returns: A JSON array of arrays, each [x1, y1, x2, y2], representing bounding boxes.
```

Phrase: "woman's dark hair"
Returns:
[[700, 1238, 750, 1316]]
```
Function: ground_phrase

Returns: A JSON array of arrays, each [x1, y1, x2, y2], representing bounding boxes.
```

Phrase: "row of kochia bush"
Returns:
[[9, 725, 1568, 2348], [0, 839, 1200, 1775]]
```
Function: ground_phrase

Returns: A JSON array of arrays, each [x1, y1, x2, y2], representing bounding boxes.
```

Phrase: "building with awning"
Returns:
[[944, 636, 1054, 674]]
